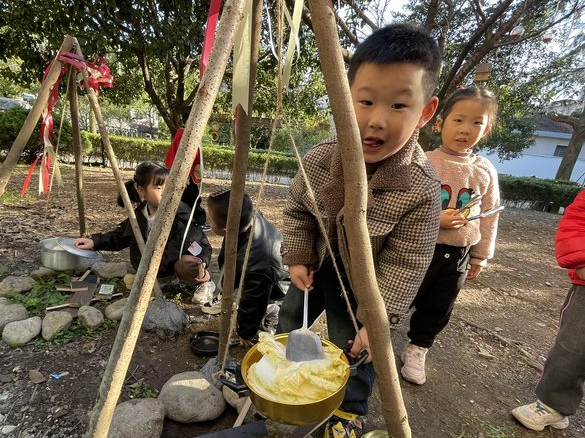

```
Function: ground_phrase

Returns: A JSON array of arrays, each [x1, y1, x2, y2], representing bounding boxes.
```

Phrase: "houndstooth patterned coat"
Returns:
[[282, 133, 441, 325]]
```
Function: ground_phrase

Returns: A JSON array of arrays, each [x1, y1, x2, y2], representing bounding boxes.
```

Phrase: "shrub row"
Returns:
[[499, 174, 582, 210]]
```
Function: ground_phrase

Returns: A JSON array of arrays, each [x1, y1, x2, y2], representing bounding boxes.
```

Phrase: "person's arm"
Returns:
[[90, 219, 133, 252], [236, 273, 272, 341], [556, 190, 585, 270]]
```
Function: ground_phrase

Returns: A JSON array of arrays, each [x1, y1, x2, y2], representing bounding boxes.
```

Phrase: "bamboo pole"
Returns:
[[0, 35, 76, 198], [82, 0, 249, 433], [218, 0, 263, 361], [68, 68, 87, 236], [306, 0, 411, 436]]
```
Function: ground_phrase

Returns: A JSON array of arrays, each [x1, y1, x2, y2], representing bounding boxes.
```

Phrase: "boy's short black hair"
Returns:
[[207, 190, 254, 231], [348, 23, 442, 100]]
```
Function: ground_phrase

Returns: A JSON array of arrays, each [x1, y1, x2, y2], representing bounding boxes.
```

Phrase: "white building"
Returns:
[[480, 115, 585, 184]]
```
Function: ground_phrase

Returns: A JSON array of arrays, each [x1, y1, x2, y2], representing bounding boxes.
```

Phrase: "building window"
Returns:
[[554, 145, 567, 157]]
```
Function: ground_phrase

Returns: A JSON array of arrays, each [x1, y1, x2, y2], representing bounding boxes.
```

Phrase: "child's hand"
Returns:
[[440, 209, 468, 229], [289, 265, 313, 291], [576, 266, 585, 280], [75, 238, 95, 250], [348, 326, 372, 364], [467, 264, 483, 280], [239, 337, 254, 348]]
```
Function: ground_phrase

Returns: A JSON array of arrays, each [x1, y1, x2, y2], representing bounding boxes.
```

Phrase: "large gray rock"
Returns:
[[0, 276, 35, 297], [0, 304, 28, 331], [105, 298, 127, 321], [29, 267, 56, 278], [0, 297, 12, 307], [107, 398, 165, 438], [159, 371, 225, 423], [2, 316, 41, 347], [78, 306, 104, 328], [92, 262, 128, 279], [42, 311, 73, 340]]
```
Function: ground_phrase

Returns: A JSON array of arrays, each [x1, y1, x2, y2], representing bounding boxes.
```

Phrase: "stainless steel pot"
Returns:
[[39, 238, 80, 271]]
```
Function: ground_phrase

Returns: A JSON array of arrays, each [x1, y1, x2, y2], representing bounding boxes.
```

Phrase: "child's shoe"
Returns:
[[259, 303, 280, 334], [201, 295, 222, 315], [323, 408, 363, 438], [400, 343, 428, 385], [511, 400, 569, 431], [191, 280, 216, 304]]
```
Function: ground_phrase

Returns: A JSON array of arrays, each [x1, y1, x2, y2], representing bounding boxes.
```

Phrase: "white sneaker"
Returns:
[[259, 303, 280, 334], [400, 343, 428, 385], [511, 400, 569, 431], [201, 296, 222, 315], [191, 280, 216, 304]]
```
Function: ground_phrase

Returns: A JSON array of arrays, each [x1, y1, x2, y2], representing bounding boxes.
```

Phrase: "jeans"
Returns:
[[277, 258, 375, 415]]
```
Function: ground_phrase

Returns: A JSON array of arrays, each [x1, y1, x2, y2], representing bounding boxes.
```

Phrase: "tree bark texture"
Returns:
[[218, 0, 263, 361], [306, 0, 411, 437], [82, 0, 249, 434], [553, 108, 585, 180], [0, 35, 76, 198]]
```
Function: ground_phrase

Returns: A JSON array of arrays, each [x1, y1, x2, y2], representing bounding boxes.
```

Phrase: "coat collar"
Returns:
[[317, 131, 421, 218]]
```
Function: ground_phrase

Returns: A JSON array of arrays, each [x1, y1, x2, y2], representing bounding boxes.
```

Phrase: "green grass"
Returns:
[[37, 318, 118, 346], [8, 273, 72, 315]]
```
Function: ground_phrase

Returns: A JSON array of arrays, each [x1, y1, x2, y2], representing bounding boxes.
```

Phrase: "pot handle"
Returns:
[[220, 364, 250, 397]]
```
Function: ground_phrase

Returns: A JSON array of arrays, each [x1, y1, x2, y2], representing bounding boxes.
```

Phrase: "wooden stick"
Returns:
[[307, 2, 411, 437], [233, 397, 252, 427], [0, 35, 76, 198], [68, 70, 87, 236], [82, 0, 249, 433], [78, 269, 91, 282]]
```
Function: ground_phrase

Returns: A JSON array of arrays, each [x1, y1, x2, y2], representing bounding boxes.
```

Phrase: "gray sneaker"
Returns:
[[259, 303, 280, 334], [191, 280, 216, 304], [511, 400, 569, 431]]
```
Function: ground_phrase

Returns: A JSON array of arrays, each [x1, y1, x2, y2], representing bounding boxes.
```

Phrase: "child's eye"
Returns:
[[360, 100, 372, 106], [453, 118, 462, 123], [391, 103, 406, 109]]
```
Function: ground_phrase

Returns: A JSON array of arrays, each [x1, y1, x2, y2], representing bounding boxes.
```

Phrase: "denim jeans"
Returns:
[[277, 258, 375, 415]]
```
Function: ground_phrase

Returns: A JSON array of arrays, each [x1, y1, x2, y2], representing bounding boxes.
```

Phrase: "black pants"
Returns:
[[536, 284, 585, 416], [277, 258, 375, 415], [181, 179, 207, 226], [408, 244, 470, 349]]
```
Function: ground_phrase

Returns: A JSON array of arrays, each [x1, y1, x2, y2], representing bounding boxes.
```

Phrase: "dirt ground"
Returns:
[[0, 164, 584, 438]]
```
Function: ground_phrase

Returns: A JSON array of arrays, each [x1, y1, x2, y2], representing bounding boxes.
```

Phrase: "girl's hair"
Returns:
[[207, 189, 254, 231], [440, 87, 498, 129], [117, 161, 169, 206]]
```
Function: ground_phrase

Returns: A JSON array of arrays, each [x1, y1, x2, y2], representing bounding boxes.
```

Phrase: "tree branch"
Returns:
[[344, 0, 377, 31], [136, 51, 174, 132]]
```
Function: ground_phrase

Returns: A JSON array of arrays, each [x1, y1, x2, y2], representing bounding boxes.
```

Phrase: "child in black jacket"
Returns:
[[75, 161, 212, 284]]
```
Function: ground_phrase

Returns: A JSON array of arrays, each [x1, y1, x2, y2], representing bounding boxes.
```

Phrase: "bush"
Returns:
[[0, 107, 72, 163], [499, 174, 583, 210]]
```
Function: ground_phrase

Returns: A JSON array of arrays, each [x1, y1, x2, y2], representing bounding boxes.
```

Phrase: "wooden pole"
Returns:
[[82, 0, 249, 433], [68, 68, 87, 236], [306, 0, 411, 436], [0, 35, 76, 198], [218, 0, 263, 361]]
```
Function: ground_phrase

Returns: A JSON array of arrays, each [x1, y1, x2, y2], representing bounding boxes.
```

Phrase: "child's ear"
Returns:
[[416, 96, 439, 129]]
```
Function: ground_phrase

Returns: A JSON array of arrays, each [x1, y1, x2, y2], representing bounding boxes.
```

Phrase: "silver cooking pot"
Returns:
[[39, 237, 101, 271]]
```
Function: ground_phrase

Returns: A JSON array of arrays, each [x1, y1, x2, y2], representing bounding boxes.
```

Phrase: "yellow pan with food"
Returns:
[[241, 333, 350, 425]]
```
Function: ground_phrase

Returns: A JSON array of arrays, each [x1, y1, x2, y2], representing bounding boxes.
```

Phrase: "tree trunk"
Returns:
[[554, 109, 585, 181], [218, 0, 263, 361], [307, 0, 411, 437], [0, 35, 76, 198], [82, 0, 248, 433]]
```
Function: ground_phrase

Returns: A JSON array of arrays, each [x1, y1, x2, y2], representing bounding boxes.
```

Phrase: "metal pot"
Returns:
[[39, 238, 81, 271], [237, 334, 350, 425]]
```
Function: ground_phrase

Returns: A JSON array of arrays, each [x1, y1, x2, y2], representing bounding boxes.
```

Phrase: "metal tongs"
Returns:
[[467, 205, 505, 221], [460, 193, 483, 211]]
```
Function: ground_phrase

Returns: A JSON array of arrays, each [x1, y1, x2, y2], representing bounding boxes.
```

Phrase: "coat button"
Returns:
[[389, 315, 400, 324], [444, 253, 450, 258]]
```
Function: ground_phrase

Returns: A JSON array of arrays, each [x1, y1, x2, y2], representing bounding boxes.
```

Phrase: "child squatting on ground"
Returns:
[[277, 23, 442, 438], [205, 190, 288, 347], [75, 161, 213, 285], [512, 189, 585, 431], [400, 87, 502, 386]]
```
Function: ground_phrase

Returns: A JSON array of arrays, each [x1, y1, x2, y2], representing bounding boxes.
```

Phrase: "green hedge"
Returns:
[[499, 174, 582, 210], [80, 132, 298, 178]]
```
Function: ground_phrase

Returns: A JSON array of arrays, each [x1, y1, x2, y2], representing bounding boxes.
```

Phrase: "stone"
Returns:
[[42, 311, 73, 341], [2, 317, 42, 347], [78, 306, 104, 328], [123, 274, 135, 291], [158, 371, 225, 423], [92, 262, 128, 279], [106, 398, 165, 438], [29, 267, 56, 278], [0, 276, 35, 297], [0, 297, 12, 307], [0, 304, 28, 331], [105, 298, 128, 321]]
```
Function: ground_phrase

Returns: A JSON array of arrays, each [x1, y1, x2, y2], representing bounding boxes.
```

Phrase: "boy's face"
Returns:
[[207, 208, 226, 236], [350, 62, 438, 163]]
